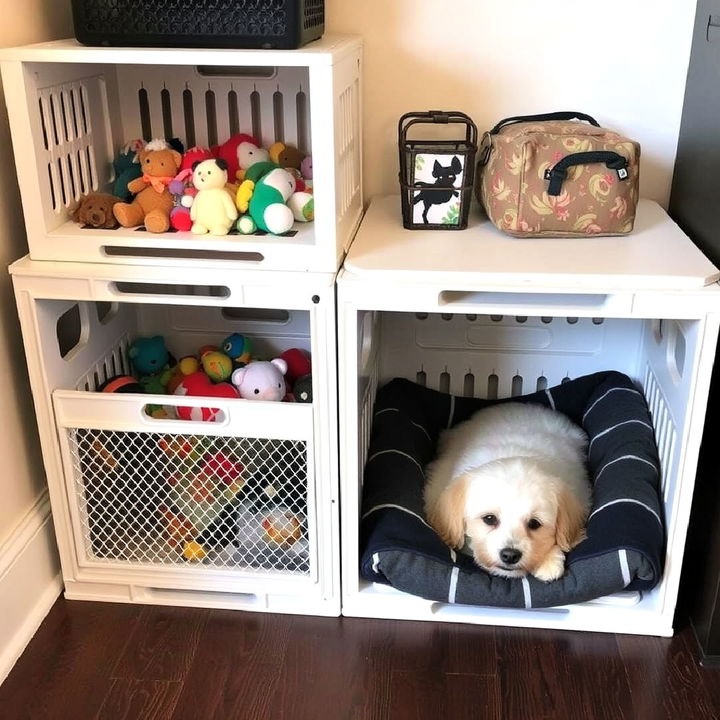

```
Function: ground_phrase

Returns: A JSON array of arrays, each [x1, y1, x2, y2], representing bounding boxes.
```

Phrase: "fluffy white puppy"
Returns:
[[424, 402, 591, 582]]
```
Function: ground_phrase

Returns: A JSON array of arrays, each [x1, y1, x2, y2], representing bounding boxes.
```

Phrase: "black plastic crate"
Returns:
[[71, 0, 324, 50]]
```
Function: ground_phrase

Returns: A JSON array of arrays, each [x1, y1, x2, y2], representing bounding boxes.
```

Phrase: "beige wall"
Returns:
[[326, 0, 696, 206], [0, 0, 73, 544]]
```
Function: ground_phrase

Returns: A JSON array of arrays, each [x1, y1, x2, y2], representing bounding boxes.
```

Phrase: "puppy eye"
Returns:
[[527, 518, 542, 531], [482, 514, 498, 527]]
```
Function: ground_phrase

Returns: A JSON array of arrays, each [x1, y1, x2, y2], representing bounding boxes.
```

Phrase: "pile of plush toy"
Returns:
[[71, 133, 314, 237], [156, 434, 309, 567], [97, 334, 313, 420]]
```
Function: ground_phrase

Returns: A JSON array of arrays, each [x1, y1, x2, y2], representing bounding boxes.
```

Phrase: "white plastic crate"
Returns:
[[10, 257, 340, 616], [337, 196, 720, 636], [0, 36, 362, 272]]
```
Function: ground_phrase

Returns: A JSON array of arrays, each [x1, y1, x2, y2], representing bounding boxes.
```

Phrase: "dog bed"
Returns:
[[360, 371, 664, 608]]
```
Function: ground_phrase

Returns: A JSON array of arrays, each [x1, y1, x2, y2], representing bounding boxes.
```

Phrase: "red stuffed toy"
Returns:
[[174, 371, 238, 421], [211, 133, 262, 183]]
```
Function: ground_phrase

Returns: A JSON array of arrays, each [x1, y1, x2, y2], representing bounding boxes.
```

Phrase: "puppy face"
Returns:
[[428, 457, 586, 580]]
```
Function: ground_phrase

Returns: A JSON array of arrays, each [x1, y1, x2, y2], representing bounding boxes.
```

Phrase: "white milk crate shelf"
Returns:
[[0, 36, 362, 272], [10, 258, 340, 616], [337, 196, 720, 636]]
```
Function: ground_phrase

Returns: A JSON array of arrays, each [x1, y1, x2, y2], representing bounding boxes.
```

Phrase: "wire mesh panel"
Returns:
[[68, 428, 310, 575]]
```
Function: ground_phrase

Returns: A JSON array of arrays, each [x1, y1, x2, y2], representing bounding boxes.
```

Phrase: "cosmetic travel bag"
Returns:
[[477, 111, 640, 237]]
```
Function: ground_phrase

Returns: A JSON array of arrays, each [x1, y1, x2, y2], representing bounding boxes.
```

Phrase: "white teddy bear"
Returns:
[[190, 158, 238, 235]]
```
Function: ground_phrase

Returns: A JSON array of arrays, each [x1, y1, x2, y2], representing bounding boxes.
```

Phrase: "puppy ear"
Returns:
[[427, 474, 469, 549], [555, 486, 588, 552]]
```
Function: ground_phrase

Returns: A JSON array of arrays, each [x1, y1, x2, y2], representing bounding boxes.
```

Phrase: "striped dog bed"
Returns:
[[360, 371, 664, 608]]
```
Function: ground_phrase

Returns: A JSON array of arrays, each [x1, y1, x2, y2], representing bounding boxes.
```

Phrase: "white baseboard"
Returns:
[[0, 491, 62, 685]]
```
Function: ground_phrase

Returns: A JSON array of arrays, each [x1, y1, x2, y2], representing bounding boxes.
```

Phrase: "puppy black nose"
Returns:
[[500, 548, 522, 565]]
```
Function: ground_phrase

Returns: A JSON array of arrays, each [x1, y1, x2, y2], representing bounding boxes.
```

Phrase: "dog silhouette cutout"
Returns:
[[413, 155, 462, 223]]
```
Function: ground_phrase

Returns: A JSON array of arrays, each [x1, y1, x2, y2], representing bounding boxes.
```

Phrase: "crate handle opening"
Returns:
[[196, 65, 277, 79], [111, 282, 231, 299], [439, 291, 613, 310], [103, 246, 265, 263]]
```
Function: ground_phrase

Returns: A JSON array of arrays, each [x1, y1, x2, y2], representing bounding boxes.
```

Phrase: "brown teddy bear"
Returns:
[[70, 192, 121, 229], [112, 139, 182, 233]]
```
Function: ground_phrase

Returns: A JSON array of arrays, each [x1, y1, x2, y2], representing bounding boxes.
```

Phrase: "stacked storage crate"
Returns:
[[338, 196, 720, 636], [1, 35, 362, 615]]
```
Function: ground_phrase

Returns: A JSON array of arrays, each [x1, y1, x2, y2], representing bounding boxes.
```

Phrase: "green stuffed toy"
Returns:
[[246, 168, 297, 235]]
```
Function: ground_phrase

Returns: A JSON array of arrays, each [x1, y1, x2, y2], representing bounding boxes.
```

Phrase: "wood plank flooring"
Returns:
[[2, 598, 720, 719]]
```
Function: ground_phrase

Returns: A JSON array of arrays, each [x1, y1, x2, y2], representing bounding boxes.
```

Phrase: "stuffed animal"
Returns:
[[165, 356, 201, 394], [300, 155, 313, 183], [174, 371, 239, 421], [236, 140, 269, 181], [201, 350, 233, 382], [248, 168, 298, 235], [113, 139, 182, 233], [97, 375, 143, 393], [169, 146, 214, 231], [211, 133, 262, 183], [293, 374, 313, 403], [112, 139, 144, 201], [129, 336, 172, 376], [287, 192, 314, 223], [71, 193, 123, 229], [268, 141, 304, 171], [231, 359, 288, 401], [222, 333, 253, 365], [279, 348, 312, 387], [190, 158, 238, 235]]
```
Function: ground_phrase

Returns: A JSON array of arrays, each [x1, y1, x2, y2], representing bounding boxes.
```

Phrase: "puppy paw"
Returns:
[[532, 548, 566, 583]]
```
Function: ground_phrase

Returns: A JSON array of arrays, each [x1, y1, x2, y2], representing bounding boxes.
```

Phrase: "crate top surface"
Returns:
[[342, 196, 720, 292], [0, 34, 361, 67]]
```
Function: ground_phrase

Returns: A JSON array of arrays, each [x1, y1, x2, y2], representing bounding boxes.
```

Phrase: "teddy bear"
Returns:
[[268, 141, 304, 171], [231, 359, 288, 401], [71, 192, 122, 229], [168, 146, 214, 231], [112, 139, 182, 233], [190, 158, 239, 235]]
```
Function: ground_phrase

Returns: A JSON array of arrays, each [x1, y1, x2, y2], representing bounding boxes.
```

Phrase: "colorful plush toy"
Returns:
[[112, 139, 144, 201], [222, 333, 253, 365], [165, 355, 201, 394], [129, 336, 172, 376], [169, 146, 214, 231], [247, 168, 298, 235], [201, 350, 233, 382], [279, 348, 312, 387], [236, 139, 269, 181], [300, 155, 313, 184], [113, 139, 182, 233], [231, 359, 288, 401], [287, 192, 314, 223], [71, 193, 122, 229], [197, 452, 245, 491], [97, 375, 143, 393], [293, 374, 313, 403], [261, 507, 303, 546], [174, 371, 239, 421], [211, 133, 262, 183], [268, 141, 304, 171], [190, 158, 238, 235]]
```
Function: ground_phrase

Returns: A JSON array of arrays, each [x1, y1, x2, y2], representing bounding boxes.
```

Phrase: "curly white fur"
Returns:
[[424, 403, 591, 582]]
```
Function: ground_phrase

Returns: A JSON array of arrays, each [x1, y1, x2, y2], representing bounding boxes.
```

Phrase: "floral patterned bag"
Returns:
[[477, 112, 640, 237]]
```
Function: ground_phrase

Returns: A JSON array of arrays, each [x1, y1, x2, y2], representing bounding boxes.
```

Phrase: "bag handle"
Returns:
[[488, 111, 601, 136], [399, 110, 478, 146], [545, 151, 629, 196]]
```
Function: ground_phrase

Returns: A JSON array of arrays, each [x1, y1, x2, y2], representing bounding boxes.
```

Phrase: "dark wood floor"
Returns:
[[2, 597, 720, 720]]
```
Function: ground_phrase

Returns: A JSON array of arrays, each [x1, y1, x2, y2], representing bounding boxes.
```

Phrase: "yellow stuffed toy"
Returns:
[[189, 158, 238, 235]]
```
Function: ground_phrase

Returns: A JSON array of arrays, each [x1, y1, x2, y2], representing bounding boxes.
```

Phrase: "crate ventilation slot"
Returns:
[[40, 81, 98, 211], [415, 370, 561, 399]]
